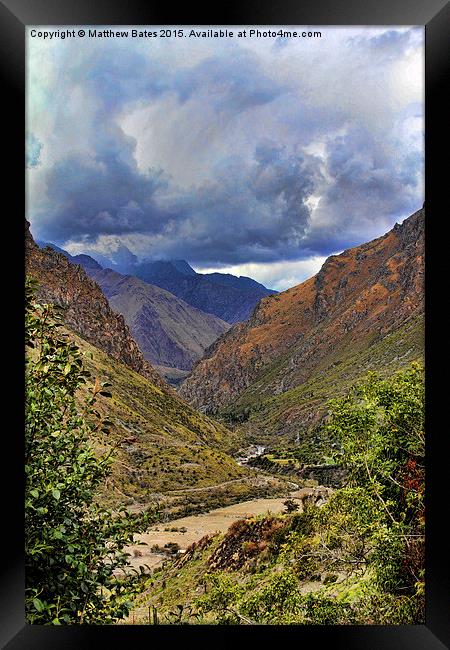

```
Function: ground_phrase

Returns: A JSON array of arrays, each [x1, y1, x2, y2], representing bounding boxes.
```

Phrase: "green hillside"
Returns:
[[221, 313, 424, 460], [129, 364, 425, 626], [60, 328, 249, 507]]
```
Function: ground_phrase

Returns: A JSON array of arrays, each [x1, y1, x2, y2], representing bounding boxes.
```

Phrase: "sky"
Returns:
[[26, 26, 424, 291]]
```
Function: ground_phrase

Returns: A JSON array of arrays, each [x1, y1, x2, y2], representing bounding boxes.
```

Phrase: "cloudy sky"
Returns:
[[26, 26, 424, 291]]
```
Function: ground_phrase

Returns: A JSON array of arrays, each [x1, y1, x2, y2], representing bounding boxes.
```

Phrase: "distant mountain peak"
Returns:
[[35, 240, 102, 272], [170, 259, 197, 276], [34, 236, 277, 324], [88, 266, 230, 379], [26, 225, 166, 390]]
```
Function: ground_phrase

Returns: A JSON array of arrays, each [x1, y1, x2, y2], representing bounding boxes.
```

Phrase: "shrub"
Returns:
[[25, 279, 157, 624]]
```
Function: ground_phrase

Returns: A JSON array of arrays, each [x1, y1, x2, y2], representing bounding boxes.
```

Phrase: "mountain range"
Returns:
[[27, 221, 248, 504], [29, 226, 164, 389], [89, 267, 230, 378], [105, 259, 277, 324], [180, 207, 425, 443], [38, 241, 277, 325], [35, 241, 275, 381], [26, 205, 425, 501]]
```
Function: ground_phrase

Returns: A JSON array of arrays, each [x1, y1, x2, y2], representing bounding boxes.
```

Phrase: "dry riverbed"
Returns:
[[125, 489, 316, 573]]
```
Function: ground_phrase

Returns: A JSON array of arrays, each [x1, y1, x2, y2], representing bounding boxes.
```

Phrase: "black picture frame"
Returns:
[[2, 0, 448, 646]]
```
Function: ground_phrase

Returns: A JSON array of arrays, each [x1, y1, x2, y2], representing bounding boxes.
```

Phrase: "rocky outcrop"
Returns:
[[25, 221, 167, 390], [180, 208, 424, 412]]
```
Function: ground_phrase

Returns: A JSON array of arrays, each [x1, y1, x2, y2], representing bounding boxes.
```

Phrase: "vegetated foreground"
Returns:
[[24, 209, 425, 625], [130, 364, 424, 625], [123, 489, 324, 573]]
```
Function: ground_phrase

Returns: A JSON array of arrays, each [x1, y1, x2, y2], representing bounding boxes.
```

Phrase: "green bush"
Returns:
[[25, 278, 157, 624], [180, 365, 425, 625]]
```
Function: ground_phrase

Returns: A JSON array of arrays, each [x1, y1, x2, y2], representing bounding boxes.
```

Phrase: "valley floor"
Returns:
[[125, 488, 315, 573]]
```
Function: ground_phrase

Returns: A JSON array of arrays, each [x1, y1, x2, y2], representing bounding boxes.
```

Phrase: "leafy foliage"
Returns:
[[325, 363, 425, 602], [25, 278, 157, 624], [144, 364, 425, 625]]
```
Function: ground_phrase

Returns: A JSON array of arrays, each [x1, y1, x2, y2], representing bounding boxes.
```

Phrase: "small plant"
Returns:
[[283, 499, 300, 513]]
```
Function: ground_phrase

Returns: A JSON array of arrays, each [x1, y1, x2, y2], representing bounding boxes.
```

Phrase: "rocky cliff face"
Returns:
[[25, 221, 166, 390], [89, 268, 230, 371], [180, 208, 424, 413]]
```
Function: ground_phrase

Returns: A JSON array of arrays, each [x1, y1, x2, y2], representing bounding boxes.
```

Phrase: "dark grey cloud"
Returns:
[[139, 143, 322, 264], [27, 29, 424, 271], [71, 44, 171, 113], [306, 123, 423, 254], [368, 29, 414, 52], [348, 28, 417, 60], [36, 150, 168, 242], [173, 52, 285, 113]]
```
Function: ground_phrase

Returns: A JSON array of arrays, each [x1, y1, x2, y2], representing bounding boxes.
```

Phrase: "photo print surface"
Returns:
[[25, 25, 424, 625]]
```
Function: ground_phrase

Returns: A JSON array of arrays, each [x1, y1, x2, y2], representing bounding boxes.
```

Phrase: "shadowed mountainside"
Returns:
[[89, 267, 230, 373], [26, 220, 250, 504], [27, 222, 166, 389], [117, 260, 277, 324]]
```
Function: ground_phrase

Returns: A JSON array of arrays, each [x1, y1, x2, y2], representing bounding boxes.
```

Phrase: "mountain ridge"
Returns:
[[180, 208, 424, 423], [27, 222, 166, 390], [117, 260, 277, 324], [34, 240, 277, 324], [26, 220, 253, 505], [89, 267, 230, 374]]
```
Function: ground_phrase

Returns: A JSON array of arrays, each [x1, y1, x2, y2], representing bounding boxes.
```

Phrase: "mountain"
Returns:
[[170, 259, 197, 276], [110, 260, 277, 324], [37, 240, 277, 324], [180, 208, 425, 439], [89, 268, 230, 377], [27, 223, 164, 389], [202, 272, 270, 292], [36, 240, 102, 273], [58, 328, 248, 506], [26, 221, 250, 505]]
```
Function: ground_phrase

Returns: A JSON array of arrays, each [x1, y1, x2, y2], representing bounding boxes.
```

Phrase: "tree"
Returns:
[[324, 363, 425, 619], [25, 278, 157, 624], [190, 365, 425, 625]]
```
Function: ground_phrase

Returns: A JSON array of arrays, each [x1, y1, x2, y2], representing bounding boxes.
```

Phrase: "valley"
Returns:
[[26, 208, 425, 507], [25, 207, 425, 626], [124, 488, 318, 574]]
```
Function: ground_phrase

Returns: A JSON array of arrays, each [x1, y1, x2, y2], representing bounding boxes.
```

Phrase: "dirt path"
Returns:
[[126, 489, 315, 572]]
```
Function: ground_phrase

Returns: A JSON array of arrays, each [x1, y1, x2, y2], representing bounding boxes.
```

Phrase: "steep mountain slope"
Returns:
[[180, 208, 424, 433], [36, 240, 102, 273], [89, 268, 230, 373], [202, 272, 271, 292], [120, 260, 276, 324], [26, 220, 249, 505], [37, 240, 276, 324], [62, 330, 247, 506], [26, 221, 164, 388]]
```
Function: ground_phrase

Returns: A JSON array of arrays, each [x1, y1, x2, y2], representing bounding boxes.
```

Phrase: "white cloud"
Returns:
[[194, 256, 330, 292], [26, 26, 424, 287]]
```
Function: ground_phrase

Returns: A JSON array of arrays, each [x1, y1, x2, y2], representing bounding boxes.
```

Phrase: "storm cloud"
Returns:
[[27, 27, 424, 286]]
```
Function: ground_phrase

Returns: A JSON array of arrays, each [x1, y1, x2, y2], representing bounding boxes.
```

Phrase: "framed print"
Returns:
[[1, 0, 448, 646]]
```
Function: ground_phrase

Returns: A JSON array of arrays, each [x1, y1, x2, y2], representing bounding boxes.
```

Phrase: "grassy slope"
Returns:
[[64, 328, 249, 507], [221, 313, 424, 453], [129, 510, 373, 625]]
